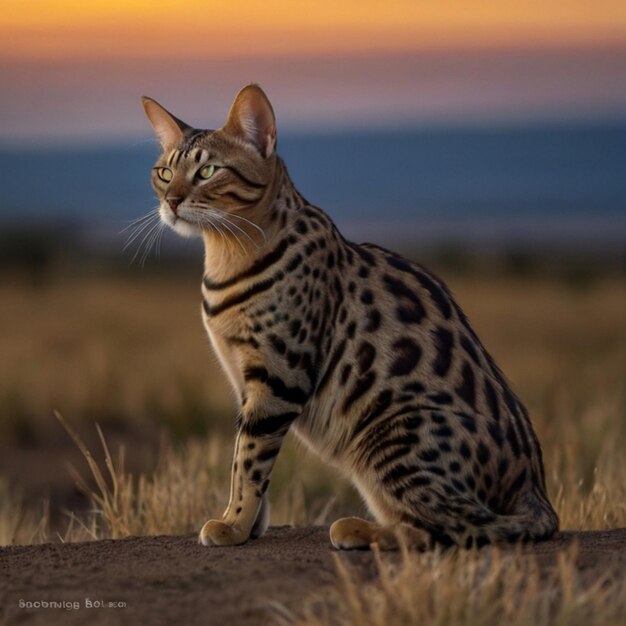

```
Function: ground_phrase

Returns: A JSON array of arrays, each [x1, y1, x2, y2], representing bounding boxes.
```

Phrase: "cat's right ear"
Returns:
[[223, 84, 276, 158], [141, 97, 189, 149]]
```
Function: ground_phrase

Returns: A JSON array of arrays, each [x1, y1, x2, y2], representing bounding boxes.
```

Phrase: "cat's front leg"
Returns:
[[199, 402, 299, 547], [250, 492, 270, 539]]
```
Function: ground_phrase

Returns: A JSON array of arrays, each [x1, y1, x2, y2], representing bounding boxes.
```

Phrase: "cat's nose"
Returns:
[[166, 197, 182, 215]]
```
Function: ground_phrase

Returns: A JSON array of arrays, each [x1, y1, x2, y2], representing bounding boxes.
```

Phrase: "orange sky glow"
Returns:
[[1, 1, 625, 139], [2, 0, 626, 60]]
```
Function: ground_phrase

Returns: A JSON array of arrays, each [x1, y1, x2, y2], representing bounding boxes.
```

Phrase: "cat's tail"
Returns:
[[427, 487, 559, 549]]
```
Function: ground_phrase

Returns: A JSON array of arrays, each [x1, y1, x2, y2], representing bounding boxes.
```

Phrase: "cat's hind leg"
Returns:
[[330, 517, 429, 551], [389, 486, 558, 550]]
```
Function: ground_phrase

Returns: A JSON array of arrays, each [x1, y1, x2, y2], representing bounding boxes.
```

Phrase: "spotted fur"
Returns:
[[142, 84, 559, 550]]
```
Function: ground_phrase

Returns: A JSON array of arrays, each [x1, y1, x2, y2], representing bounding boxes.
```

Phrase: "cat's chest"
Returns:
[[202, 318, 247, 399], [200, 286, 291, 399]]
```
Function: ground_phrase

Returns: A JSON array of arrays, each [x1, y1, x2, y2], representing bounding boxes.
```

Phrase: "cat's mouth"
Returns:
[[159, 203, 202, 238]]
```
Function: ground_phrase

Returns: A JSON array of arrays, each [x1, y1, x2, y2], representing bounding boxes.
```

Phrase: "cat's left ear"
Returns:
[[223, 84, 276, 158], [142, 97, 190, 149]]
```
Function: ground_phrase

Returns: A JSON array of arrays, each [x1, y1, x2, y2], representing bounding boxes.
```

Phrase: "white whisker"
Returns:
[[131, 219, 161, 266], [124, 220, 156, 251], [226, 212, 267, 245], [119, 207, 160, 234], [123, 212, 161, 250], [188, 201, 267, 247], [156, 223, 166, 258], [141, 222, 164, 267], [184, 208, 233, 251], [214, 213, 261, 249], [216, 216, 248, 254], [211, 217, 229, 249], [183, 206, 247, 254], [120, 215, 156, 245]]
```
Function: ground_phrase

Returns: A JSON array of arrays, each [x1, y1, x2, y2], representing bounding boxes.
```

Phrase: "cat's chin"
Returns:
[[159, 205, 202, 238]]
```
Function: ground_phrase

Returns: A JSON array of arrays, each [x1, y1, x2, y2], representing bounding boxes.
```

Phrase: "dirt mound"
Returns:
[[1, 526, 625, 626]]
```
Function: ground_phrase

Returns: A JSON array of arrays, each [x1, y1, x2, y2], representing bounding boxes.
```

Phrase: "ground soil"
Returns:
[[1, 526, 625, 626]]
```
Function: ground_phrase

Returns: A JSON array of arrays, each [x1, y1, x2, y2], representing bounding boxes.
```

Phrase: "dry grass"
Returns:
[[15, 411, 356, 544], [1, 270, 624, 625], [290, 544, 626, 626], [0, 272, 624, 543], [0, 274, 233, 439], [0, 483, 50, 546]]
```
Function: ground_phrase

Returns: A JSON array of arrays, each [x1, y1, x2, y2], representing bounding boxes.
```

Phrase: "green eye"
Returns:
[[198, 164, 215, 179], [156, 167, 173, 182]]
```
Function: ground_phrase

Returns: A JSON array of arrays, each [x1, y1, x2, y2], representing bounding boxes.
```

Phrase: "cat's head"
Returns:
[[142, 84, 277, 238]]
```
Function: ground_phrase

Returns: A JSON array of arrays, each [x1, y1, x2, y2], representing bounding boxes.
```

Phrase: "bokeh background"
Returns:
[[2, 1, 626, 250], [0, 1, 624, 543]]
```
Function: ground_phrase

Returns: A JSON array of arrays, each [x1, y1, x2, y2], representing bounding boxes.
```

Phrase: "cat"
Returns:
[[142, 84, 558, 550]]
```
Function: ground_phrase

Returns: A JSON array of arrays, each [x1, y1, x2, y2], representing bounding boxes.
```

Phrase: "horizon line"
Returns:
[[2, 115, 626, 149]]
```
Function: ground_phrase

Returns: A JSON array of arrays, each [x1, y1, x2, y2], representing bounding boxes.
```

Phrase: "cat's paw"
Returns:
[[330, 517, 376, 550], [198, 520, 248, 546], [330, 517, 430, 551]]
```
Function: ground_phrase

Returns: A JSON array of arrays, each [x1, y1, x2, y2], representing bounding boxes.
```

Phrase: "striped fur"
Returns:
[[142, 85, 558, 550]]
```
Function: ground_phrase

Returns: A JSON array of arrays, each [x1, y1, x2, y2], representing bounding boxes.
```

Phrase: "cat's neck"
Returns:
[[202, 157, 296, 284]]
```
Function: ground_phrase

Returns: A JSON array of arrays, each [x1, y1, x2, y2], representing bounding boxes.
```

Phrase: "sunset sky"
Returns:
[[1, 1, 625, 141]]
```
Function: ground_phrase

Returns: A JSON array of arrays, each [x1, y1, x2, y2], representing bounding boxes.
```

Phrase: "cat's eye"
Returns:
[[198, 164, 215, 180], [156, 167, 173, 182]]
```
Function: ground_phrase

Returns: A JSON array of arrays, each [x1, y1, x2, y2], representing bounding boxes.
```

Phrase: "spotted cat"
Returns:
[[141, 85, 559, 550]]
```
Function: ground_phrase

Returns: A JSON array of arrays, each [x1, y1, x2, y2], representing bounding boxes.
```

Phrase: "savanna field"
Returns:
[[0, 255, 625, 625]]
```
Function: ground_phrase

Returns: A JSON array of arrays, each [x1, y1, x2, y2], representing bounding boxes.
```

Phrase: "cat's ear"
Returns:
[[223, 84, 276, 158], [141, 97, 189, 149]]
